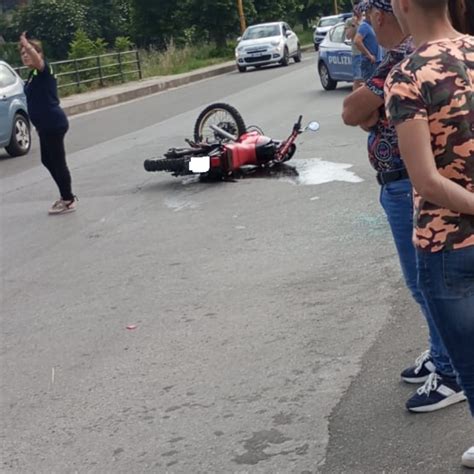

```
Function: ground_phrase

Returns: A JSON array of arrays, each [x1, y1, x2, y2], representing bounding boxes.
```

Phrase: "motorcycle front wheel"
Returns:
[[194, 103, 246, 143]]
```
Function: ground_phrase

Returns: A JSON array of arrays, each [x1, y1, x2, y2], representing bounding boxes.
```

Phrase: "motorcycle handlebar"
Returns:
[[210, 124, 237, 142], [293, 115, 303, 132]]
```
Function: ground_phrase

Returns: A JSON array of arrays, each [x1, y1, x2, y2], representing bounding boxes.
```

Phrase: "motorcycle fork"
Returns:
[[276, 131, 298, 161]]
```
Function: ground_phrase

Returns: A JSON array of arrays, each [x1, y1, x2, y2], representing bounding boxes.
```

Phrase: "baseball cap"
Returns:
[[366, 0, 394, 12]]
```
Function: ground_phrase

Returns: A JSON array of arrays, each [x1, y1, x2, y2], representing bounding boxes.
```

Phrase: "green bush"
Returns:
[[0, 42, 21, 67], [114, 36, 133, 52], [12, 0, 88, 59]]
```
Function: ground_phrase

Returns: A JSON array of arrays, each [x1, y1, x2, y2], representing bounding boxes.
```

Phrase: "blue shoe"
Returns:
[[401, 350, 436, 384], [406, 373, 466, 413]]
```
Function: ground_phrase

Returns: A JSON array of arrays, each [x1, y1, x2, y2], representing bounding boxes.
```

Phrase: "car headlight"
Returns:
[[237, 46, 244, 52], [271, 40, 281, 46]]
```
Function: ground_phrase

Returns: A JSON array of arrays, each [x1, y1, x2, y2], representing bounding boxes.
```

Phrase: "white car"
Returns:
[[313, 13, 352, 51], [235, 22, 301, 73]]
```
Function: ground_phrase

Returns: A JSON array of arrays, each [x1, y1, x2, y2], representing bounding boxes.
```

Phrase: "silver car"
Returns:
[[0, 60, 31, 157], [313, 13, 352, 51], [235, 22, 301, 73]]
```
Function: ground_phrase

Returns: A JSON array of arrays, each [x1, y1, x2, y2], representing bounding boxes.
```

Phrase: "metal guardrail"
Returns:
[[16, 50, 142, 92]]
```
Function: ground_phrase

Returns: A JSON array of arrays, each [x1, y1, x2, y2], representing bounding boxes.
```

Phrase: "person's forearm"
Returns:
[[354, 38, 372, 59], [417, 173, 474, 215], [396, 120, 474, 215], [25, 45, 44, 70]]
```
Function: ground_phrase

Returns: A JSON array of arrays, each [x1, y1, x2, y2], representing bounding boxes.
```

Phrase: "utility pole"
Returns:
[[334, 0, 339, 14], [237, 0, 246, 34]]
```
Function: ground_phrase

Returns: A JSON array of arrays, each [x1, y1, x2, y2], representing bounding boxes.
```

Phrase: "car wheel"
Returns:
[[294, 45, 302, 63], [280, 48, 290, 67], [318, 62, 337, 90], [5, 113, 31, 157], [237, 65, 247, 73]]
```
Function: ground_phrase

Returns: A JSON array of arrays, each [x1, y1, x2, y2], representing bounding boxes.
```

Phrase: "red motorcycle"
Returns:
[[144, 103, 320, 179]]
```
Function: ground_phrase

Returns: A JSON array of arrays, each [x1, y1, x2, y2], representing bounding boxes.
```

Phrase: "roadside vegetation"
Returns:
[[0, 0, 351, 96]]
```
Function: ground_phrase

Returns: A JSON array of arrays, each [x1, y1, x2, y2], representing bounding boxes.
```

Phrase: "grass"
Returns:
[[57, 30, 314, 97], [296, 29, 314, 46], [140, 41, 234, 77]]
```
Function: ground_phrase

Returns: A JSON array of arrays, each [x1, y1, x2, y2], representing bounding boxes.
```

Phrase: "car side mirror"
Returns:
[[285, 31, 292, 37], [237, 36, 242, 42], [344, 39, 352, 45]]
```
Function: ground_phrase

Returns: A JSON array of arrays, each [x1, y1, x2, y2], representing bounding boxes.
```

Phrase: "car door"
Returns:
[[0, 64, 20, 145], [283, 23, 298, 55], [326, 24, 352, 80], [324, 25, 343, 78]]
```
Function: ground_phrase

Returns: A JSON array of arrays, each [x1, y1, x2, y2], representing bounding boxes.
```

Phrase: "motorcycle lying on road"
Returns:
[[143, 103, 320, 179]]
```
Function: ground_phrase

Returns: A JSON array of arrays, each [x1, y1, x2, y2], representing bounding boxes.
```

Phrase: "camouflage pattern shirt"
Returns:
[[385, 35, 474, 252]]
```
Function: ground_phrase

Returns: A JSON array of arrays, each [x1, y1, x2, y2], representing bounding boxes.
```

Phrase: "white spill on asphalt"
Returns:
[[285, 159, 364, 186], [165, 158, 363, 211]]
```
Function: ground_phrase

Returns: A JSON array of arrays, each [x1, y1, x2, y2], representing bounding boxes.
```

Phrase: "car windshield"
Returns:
[[318, 17, 340, 27], [242, 25, 281, 40]]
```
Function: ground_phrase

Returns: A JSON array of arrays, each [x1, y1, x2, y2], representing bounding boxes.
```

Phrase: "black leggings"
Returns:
[[39, 131, 74, 201]]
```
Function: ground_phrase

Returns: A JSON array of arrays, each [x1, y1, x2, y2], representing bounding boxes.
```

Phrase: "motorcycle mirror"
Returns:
[[306, 121, 320, 132]]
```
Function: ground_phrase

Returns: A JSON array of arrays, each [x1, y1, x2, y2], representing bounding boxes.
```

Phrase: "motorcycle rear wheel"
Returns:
[[144, 157, 188, 173], [194, 103, 246, 143]]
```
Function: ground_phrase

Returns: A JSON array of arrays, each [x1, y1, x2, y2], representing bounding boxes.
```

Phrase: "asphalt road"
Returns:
[[1, 54, 473, 473]]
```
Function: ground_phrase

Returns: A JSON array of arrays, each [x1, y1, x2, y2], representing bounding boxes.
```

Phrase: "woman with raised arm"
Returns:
[[19, 33, 77, 215]]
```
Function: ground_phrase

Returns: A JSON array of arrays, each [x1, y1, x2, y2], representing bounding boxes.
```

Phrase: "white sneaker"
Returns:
[[48, 197, 76, 215], [462, 446, 474, 469]]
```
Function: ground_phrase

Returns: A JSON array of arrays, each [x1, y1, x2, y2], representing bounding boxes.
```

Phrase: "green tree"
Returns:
[[184, 0, 257, 48], [253, 0, 301, 24], [12, 0, 87, 59], [130, 0, 187, 47], [76, 0, 132, 43]]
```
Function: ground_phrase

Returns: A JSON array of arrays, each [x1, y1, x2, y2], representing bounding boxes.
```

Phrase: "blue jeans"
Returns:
[[361, 58, 380, 81], [379, 179, 455, 376], [417, 246, 474, 415], [352, 54, 362, 81]]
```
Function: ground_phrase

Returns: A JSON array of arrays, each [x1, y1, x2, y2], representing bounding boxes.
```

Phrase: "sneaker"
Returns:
[[462, 446, 474, 469], [406, 372, 466, 413], [48, 197, 76, 215], [401, 350, 436, 383]]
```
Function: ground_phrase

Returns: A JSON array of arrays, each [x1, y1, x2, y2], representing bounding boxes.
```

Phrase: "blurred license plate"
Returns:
[[189, 156, 210, 173]]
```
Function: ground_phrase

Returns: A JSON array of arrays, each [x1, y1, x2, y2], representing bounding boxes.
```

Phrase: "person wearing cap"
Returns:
[[353, 1, 383, 81], [385, 0, 474, 468], [342, 0, 462, 415]]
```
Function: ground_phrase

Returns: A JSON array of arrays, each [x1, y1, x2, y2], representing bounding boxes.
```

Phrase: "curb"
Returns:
[[62, 45, 315, 117]]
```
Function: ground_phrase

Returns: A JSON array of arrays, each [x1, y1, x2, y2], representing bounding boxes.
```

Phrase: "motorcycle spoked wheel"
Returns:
[[144, 157, 189, 173], [194, 103, 246, 143], [246, 125, 264, 135]]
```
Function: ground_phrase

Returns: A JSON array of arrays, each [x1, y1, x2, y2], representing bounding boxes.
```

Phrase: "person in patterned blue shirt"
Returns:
[[342, 0, 462, 414]]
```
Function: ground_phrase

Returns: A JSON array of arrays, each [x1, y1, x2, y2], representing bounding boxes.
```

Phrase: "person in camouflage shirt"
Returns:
[[385, 0, 474, 468], [342, 0, 460, 415]]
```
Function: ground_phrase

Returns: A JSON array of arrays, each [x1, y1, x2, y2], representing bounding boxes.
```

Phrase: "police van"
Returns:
[[317, 22, 353, 90]]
